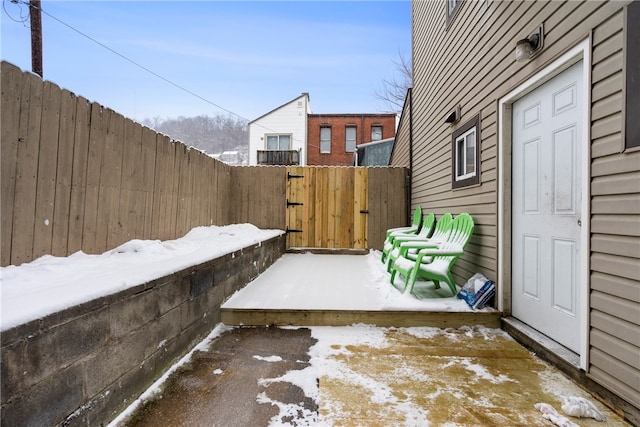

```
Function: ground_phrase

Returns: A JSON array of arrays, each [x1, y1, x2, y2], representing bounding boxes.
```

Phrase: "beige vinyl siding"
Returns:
[[588, 7, 640, 409], [390, 89, 411, 167], [412, 0, 638, 411]]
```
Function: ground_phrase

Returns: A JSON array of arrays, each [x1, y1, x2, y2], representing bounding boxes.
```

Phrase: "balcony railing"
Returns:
[[257, 149, 300, 165]]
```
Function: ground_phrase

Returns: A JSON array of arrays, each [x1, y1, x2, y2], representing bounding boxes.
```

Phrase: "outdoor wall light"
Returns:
[[515, 24, 544, 62]]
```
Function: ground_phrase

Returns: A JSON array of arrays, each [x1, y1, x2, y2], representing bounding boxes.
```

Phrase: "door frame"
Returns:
[[497, 39, 591, 369]]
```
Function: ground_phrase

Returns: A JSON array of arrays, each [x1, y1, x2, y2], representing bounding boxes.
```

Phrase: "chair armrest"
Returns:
[[392, 234, 430, 243], [416, 246, 464, 257], [397, 241, 440, 258], [399, 241, 440, 249], [387, 227, 418, 238]]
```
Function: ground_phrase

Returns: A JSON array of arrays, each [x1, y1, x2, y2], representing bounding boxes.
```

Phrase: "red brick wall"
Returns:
[[307, 114, 396, 166]]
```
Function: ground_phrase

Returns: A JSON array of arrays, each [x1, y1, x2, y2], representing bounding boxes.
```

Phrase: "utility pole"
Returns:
[[29, 0, 43, 77]]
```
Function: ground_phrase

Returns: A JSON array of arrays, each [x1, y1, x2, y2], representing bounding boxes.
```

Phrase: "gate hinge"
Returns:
[[286, 227, 303, 233], [287, 172, 304, 180], [287, 199, 303, 207]]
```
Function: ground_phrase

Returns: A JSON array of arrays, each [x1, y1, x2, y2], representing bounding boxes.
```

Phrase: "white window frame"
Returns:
[[345, 125, 357, 152], [265, 134, 292, 150], [455, 127, 476, 181], [320, 126, 331, 153], [371, 125, 382, 141]]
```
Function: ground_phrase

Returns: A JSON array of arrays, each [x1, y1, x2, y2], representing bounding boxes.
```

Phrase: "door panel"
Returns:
[[512, 61, 583, 352]]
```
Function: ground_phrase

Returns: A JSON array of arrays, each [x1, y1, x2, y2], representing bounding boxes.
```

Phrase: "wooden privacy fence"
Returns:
[[1, 61, 408, 266], [285, 166, 407, 250]]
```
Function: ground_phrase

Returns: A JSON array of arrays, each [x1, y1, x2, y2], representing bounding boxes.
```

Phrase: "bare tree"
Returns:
[[141, 114, 248, 162], [374, 51, 413, 113]]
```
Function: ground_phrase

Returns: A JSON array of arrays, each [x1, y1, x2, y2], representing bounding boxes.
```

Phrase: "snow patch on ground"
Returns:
[[253, 355, 283, 363], [256, 392, 319, 427]]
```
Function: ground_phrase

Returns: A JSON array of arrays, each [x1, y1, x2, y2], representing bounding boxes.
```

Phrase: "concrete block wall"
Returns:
[[1, 234, 285, 426]]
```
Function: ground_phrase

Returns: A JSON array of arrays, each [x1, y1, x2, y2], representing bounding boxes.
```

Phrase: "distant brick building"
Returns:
[[307, 114, 397, 166]]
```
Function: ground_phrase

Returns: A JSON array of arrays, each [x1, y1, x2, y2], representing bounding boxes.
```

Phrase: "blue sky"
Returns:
[[1, 1, 411, 122]]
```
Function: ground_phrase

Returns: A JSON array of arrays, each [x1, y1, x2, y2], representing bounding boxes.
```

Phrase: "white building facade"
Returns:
[[248, 93, 311, 166]]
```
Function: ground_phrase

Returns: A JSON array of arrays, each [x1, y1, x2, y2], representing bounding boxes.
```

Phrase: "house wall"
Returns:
[[389, 88, 412, 168], [248, 94, 310, 165], [406, 0, 638, 418], [307, 114, 396, 166]]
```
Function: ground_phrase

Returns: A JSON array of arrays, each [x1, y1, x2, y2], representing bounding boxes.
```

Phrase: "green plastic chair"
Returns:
[[390, 213, 474, 296], [385, 213, 452, 273], [380, 206, 422, 264], [382, 212, 435, 265]]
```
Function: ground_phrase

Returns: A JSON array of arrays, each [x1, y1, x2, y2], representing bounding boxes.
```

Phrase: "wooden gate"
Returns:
[[286, 166, 369, 249]]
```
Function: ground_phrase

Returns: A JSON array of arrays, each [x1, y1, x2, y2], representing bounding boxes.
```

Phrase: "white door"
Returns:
[[511, 61, 583, 353]]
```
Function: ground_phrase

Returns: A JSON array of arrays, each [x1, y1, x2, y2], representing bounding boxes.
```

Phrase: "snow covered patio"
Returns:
[[221, 251, 501, 328]]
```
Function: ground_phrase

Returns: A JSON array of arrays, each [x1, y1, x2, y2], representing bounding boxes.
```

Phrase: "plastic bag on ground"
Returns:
[[534, 403, 579, 427], [457, 273, 495, 309], [562, 396, 606, 421]]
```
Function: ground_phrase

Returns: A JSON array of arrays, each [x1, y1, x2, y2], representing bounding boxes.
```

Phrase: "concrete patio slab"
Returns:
[[122, 326, 630, 426]]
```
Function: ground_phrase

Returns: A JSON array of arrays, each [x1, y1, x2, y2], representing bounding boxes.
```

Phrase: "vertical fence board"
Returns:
[[239, 166, 250, 224], [168, 140, 180, 239], [140, 127, 156, 239], [82, 103, 107, 253], [151, 134, 168, 240], [32, 81, 61, 258], [327, 168, 337, 248], [314, 167, 326, 247], [343, 168, 356, 248], [119, 118, 142, 242], [215, 160, 225, 225], [190, 150, 204, 228], [174, 144, 189, 237], [228, 167, 241, 223], [353, 168, 368, 249], [284, 167, 293, 246], [292, 166, 306, 247], [209, 156, 219, 224], [183, 148, 194, 235], [11, 73, 42, 265], [1, 62, 22, 265], [367, 168, 384, 250], [162, 136, 178, 240], [303, 167, 316, 246], [67, 97, 91, 254], [198, 151, 210, 227], [101, 110, 125, 251], [51, 89, 77, 256], [333, 168, 344, 248]]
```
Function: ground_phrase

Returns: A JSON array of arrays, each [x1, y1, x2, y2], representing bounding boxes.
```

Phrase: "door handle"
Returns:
[[577, 219, 582, 227]]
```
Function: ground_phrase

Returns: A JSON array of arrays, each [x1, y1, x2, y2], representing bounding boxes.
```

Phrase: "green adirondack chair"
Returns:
[[385, 212, 452, 273], [390, 213, 474, 296], [382, 212, 435, 265], [380, 206, 423, 264]]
